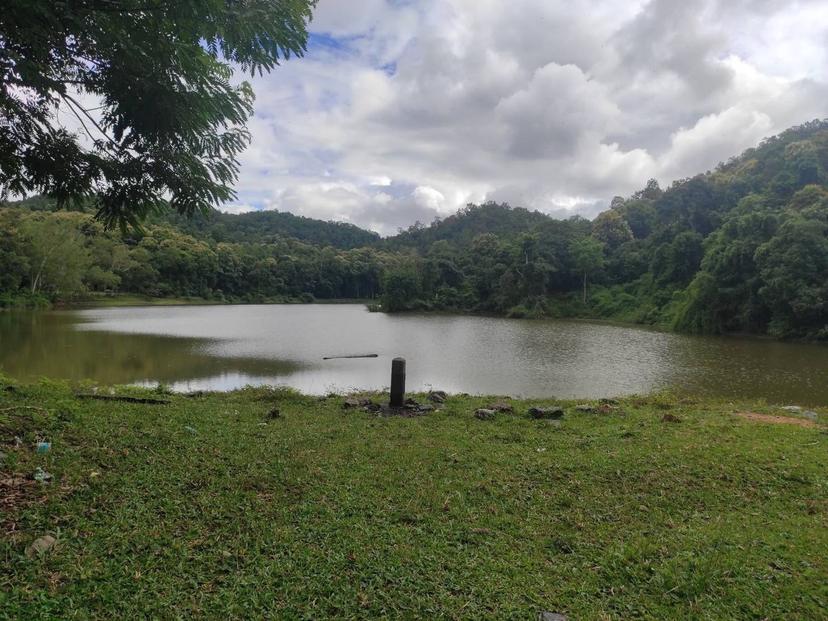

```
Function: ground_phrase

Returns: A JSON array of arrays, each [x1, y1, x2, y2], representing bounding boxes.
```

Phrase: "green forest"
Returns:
[[1, 120, 827, 340]]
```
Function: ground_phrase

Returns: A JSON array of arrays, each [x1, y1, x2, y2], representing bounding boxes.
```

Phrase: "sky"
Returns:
[[204, 1, 825, 233]]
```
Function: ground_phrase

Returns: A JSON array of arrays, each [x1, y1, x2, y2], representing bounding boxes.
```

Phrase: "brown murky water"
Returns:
[[1, 304, 826, 403]]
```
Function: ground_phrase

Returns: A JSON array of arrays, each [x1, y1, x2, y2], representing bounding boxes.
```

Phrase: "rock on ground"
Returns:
[[779, 406, 818, 421], [528, 407, 564, 420], [488, 402, 514, 413], [428, 391, 447, 403], [475, 408, 497, 420], [343, 397, 375, 410], [26, 535, 56, 558]]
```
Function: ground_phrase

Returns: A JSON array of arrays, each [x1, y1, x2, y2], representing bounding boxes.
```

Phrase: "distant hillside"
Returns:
[[384, 202, 555, 250], [4, 195, 555, 251], [151, 208, 380, 250], [649, 119, 828, 338], [2, 197, 380, 250], [636, 119, 828, 239], [374, 120, 828, 339]]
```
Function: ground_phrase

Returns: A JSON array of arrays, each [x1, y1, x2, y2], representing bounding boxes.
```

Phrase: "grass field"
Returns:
[[1, 379, 826, 619]]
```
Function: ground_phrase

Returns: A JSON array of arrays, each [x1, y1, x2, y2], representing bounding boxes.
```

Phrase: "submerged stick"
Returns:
[[322, 354, 379, 360], [74, 393, 170, 405]]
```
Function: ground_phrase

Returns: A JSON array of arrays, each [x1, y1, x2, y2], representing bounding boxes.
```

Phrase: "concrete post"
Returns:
[[390, 357, 406, 407]]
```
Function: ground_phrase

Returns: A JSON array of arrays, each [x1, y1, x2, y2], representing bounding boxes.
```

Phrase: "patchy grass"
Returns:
[[65, 294, 229, 308], [1, 379, 826, 619], [68, 294, 375, 309]]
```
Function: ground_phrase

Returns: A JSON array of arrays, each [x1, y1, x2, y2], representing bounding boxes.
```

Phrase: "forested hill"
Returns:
[[617, 119, 828, 339], [150, 208, 379, 249], [6, 196, 380, 250], [384, 202, 554, 250], [1, 120, 827, 340]]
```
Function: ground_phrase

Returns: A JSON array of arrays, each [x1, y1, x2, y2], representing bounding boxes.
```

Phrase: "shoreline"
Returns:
[[5, 294, 827, 347], [63, 294, 376, 309]]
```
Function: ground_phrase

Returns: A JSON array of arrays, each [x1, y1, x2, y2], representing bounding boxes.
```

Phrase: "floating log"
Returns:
[[74, 393, 170, 405], [322, 354, 379, 360]]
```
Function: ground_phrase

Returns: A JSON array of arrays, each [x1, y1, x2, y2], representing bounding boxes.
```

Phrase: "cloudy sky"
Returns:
[[223, 0, 828, 234]]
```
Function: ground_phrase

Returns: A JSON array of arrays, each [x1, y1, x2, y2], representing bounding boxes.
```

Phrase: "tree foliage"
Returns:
[[0, 205, 398, 305], [591, 209, 632, 250], [570, 237, 604, 303], [0, 0, 316, 227]]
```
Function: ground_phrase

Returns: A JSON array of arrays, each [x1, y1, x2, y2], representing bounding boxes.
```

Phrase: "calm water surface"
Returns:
[[1, 304, 827, 403]]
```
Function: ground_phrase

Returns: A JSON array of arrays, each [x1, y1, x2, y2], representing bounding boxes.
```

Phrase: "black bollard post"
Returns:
[[390, 357, 406, 407]]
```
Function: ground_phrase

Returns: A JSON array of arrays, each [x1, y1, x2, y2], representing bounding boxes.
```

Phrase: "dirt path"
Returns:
[[735, 411, 821, 428]]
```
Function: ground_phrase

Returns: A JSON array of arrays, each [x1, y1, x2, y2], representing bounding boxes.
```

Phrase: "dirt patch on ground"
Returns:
[[735, 411, 820, 428], [0, 475, 40, 538]]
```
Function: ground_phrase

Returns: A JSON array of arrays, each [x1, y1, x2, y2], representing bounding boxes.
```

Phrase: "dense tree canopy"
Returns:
[[154, 207, 380, 249], [0, 205, 399, 305], [0, 0, 316, 227]]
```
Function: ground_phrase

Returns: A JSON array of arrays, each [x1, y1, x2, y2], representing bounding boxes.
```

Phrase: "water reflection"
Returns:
[[0, 310, 300, 386], [1, 305, 827, 403]]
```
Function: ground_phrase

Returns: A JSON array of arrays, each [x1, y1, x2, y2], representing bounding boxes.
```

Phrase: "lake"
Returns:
[[1, 304, 827, 403]]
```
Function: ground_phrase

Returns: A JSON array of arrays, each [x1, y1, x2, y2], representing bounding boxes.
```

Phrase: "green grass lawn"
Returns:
[[1, 379, 826, 619]]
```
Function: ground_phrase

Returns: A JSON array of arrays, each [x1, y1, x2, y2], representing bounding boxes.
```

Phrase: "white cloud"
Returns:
[[662, 107, 774, 179], [220, 203, 257, 215], [413, 186, 446, 211], [495, 63, 621, 159], [220, 0, 828, 232]]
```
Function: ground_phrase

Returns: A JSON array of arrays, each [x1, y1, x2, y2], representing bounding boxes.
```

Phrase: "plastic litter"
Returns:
[[32, 467, 53, 483]]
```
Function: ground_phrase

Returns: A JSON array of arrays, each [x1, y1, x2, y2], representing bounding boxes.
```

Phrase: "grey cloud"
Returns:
[[490, 1, 608, 73], [612, 0, 732, 96], [224, 0, 828, 231], [495, 63, 620, 159], [255, 180, 443, 236], [603, 0, 735, 152], [351, 197, 442, 235]]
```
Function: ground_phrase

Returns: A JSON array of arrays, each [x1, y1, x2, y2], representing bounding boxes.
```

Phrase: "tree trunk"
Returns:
[[31, 256, 48, 294], [583, 272, 587, 304]]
